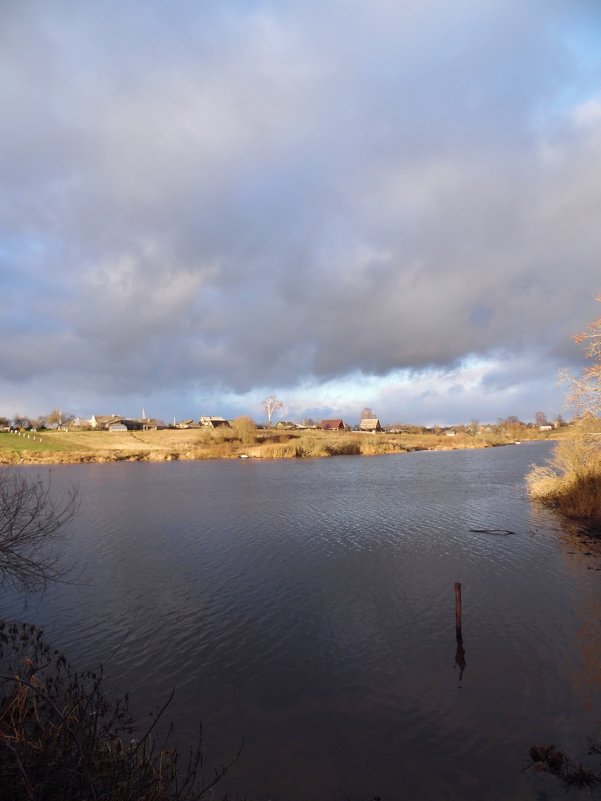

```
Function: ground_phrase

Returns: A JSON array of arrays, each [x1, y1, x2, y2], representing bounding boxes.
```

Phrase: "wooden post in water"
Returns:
[[454, 582, 462, 643]]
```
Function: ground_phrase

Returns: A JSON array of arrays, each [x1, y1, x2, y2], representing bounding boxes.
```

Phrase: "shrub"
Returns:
[[231, 416, 258, 446]]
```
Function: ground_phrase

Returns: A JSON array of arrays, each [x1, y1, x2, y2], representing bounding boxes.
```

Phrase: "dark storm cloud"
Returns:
[[1, 0, 601, 418]]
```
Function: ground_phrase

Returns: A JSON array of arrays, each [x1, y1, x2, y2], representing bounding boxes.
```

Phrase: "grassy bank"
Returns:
[[0, 425, 560, 465], [526, 422, 601, 525]]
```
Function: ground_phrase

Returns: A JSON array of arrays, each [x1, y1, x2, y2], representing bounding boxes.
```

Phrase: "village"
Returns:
[[0, 405, 567, 467]]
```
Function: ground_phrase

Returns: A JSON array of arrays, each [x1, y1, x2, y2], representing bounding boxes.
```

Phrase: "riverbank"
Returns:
[[0, 426, 562, 465]]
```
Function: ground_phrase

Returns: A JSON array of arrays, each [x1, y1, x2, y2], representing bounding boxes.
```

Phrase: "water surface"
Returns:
[[3, 442, 600, 800]]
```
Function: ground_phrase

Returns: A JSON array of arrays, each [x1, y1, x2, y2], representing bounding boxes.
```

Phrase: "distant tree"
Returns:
[[262, 395, 283, 426], [535, 411, 549, 427], [46, 408, 63, 428], [13, 415, 31, 430], [562, 293, 601, 416], [302, 418, 316, 427], [0, 417, 9, 429], [360, 407, 375, 420], [45, 409, 74, 429]]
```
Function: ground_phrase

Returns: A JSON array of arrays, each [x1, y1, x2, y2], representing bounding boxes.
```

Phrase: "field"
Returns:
[[0, 425, 562, 465]]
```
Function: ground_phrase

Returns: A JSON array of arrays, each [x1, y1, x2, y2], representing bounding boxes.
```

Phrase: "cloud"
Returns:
[[1, 0, 601, 421]]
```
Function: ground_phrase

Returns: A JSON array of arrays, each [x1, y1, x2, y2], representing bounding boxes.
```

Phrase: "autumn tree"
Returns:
[[563, 293, 601, 416], [262, 395, 283, 426]]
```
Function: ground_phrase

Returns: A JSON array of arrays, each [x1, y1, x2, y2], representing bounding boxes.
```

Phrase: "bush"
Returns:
[[231, 416, 257, 446]]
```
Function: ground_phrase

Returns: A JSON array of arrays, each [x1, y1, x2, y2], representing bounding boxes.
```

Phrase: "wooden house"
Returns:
[[320, 418, 346, 431], [359, 418, 382, 432]]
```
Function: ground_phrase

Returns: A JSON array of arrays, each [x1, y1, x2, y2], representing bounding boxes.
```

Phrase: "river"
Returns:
[[2, 441, 601, 800]]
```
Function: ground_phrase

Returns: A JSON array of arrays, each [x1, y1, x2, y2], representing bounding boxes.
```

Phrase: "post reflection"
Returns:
[[454, 638, 466, 685]]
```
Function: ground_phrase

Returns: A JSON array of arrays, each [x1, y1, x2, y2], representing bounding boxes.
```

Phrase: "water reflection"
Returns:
[[454, 639, 467, 685]]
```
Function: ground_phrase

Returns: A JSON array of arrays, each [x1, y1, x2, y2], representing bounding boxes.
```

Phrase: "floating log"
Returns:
[[469, 528, 516, 536]]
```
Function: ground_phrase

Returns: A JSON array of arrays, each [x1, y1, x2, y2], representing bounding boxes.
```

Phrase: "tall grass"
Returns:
[[526, 435, 601, 523]]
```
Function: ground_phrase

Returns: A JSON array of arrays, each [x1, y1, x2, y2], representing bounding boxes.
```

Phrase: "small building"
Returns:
[[137, 418, 168, 430], [275, 420, 300, 429], [108, 422, 128, 432], [199, 416, 231, 428], [320, 418, 346, 431], [90, 414, 123, 429], [90, 415, 144, 431], [359, 418, 382, 433]]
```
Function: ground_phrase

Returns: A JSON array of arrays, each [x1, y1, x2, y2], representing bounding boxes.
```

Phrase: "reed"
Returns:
[[526, 434, 601, 523]]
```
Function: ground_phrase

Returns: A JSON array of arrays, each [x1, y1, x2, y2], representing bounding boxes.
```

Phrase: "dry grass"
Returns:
[[526, 432, 601, 523]]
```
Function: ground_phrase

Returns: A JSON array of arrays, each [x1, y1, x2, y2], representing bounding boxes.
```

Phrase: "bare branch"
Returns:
[[0, 469, 79, 593], [562, 294, 601, 416]]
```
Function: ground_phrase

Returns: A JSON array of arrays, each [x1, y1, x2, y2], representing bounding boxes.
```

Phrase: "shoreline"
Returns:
[[0, 428, 559, 466]]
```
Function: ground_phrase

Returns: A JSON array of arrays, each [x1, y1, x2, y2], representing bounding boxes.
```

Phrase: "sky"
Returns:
[[2, 0, 601, 426]]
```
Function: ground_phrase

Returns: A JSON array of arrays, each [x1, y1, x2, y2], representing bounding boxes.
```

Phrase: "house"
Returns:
[[138, 418, 168, 430], [275, 420, 300, 429], [90, 415, 125, 430], [108, 421, 128, 432], [199, 416, 231, 428], [90, 415, 144, 431], [359, 418, 382, 433], [320, 419, 346, 431]]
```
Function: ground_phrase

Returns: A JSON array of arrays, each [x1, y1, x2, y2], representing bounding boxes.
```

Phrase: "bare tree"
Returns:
[[360, 407, 375, 420], [0, 469, 78, 593], [262, 395, 283, 426], [563, 293, 601, 415]]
